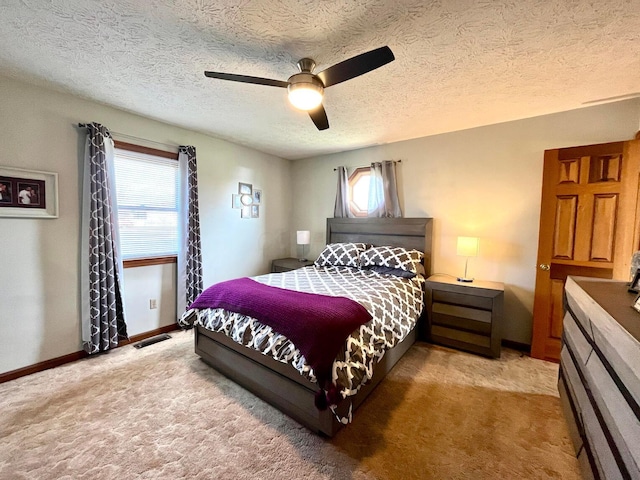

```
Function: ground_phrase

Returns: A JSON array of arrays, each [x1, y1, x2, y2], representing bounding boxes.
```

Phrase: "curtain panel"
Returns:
[[177, 145, 203, 314], [368, 160, 402, 218], [80, 122, 128, 354], [333, 166, 353, 218]]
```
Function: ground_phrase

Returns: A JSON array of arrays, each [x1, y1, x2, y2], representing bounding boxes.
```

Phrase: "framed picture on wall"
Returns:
[[0, 166, 58, 218], [252, 189, 262, 205], [238, 182, 252, 195]]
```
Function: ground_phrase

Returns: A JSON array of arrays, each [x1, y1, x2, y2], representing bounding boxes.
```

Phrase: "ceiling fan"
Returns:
[[204, 46, 395, 131]]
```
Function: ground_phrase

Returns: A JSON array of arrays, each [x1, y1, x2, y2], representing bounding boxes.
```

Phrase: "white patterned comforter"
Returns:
[[179, 265, 424, 402]]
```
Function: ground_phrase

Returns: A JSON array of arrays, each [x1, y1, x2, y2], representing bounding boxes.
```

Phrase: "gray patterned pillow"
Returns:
[[359, 246, 424, 274], [367, 263, 426, 278], [314, 242, 368, 268]]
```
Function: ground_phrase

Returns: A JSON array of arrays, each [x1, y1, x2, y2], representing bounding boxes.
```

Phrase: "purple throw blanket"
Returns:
[[189, 277, 372, 408]]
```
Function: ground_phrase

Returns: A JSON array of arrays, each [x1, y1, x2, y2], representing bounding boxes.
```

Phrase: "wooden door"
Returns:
[[531, 140, 640, 361]]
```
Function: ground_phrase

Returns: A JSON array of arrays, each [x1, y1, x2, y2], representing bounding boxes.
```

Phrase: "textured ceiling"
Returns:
[[1, 0, 639, 159]]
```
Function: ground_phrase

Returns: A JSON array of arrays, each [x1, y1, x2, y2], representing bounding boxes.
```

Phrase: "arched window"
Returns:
[[348, 167, 370, 217]]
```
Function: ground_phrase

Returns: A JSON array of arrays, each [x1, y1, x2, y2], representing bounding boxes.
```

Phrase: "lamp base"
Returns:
[[297, 243, 309, 263], [457, 277, 474, 283]]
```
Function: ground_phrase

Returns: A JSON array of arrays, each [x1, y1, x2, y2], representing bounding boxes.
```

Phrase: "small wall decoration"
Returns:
[[232, 182, 261, 218], [0, 166, 58, 218], [238, 182, 252, 195]]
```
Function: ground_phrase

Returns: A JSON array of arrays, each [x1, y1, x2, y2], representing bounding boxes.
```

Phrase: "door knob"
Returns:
[[539, 264, 550, 271]]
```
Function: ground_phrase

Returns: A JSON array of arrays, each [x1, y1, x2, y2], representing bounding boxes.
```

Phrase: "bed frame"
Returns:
[[194, 217, 433, 436]]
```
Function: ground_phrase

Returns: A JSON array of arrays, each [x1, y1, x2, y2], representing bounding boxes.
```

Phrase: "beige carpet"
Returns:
[[0, 331, 581, 479]]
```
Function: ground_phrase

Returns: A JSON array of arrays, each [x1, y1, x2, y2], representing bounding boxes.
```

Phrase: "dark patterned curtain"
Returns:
[[177, 146, 203, 314], [333, 166, 353, 218], [80, 122, 128, 354], [368, 160, 402, 218]]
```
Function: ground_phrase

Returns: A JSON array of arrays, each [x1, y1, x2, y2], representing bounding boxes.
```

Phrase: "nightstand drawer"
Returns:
[[432, 304, 492, 335], [271, 258, 314, 273], [431, 325, 491, 348], [432, 290, 493, 310], [272, 265, 291, 273], [432, 302, 491, 323]]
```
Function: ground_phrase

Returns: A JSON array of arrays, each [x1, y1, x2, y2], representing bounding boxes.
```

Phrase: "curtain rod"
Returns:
[[111, 131, 180, 152], [77, 124, 180, 152], [333, 160, 401, 171]]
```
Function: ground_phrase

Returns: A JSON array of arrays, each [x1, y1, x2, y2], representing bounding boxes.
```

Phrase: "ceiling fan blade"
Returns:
[[316, 46, 395, 88], [308, 104, 329, 130], [204, 71, 289, 88]]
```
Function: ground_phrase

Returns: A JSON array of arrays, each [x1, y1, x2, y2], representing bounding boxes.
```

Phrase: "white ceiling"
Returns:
[[1, 0, 639, 160]]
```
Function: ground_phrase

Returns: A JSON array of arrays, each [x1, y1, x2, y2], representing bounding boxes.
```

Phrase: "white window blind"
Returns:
[[113, 148, 179, 260]]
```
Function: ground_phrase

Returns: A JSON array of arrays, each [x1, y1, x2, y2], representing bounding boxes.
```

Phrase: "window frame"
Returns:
[[113, 140, 179, 269], [348, 166, 371, 217]]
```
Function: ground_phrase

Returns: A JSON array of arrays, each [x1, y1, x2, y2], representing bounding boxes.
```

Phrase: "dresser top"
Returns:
[[573, 276, 640, 342]]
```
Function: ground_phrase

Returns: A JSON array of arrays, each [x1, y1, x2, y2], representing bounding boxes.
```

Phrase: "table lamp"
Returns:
[[457, 236, 479, 282], [297, 230, 310, 262]]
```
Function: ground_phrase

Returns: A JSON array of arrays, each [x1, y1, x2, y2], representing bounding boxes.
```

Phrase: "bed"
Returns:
[[181, 217, 433, 436]]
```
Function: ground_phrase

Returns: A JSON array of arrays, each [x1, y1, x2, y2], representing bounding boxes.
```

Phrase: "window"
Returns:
[[348, 167, 371, 217], [113, 142, 179, 265]]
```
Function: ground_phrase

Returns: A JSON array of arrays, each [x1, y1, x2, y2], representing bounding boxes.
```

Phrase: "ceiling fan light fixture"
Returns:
[[287, 74, 324, 111], [288, 85, 323, 110], [204, 46, 394, 130]]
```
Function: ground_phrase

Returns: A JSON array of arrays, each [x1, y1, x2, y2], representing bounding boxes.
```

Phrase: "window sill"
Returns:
[[123, 256, 177, 268]]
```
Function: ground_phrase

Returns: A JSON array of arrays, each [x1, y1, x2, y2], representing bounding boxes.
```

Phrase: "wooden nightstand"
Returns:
[[425, 274, 504, 358], [271, 257, 314, 273]]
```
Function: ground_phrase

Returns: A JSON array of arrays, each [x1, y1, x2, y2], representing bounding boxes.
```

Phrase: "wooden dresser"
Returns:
[[560, 276, 640, 479]]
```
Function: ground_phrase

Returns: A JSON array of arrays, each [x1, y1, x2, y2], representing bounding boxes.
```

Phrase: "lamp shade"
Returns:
[[296, 230, 310, 245], [457, 236, 479, 257], [288, 75, 324, 111], [288, 85, 323, 110]]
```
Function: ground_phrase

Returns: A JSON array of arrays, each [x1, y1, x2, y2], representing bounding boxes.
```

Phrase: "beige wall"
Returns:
[[291, 99, 640, 345], [0, 76, 291, 374], [2, 74, 638, 375]]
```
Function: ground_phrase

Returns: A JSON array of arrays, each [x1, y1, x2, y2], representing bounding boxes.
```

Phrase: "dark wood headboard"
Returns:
[[326, 218, 433, 275]]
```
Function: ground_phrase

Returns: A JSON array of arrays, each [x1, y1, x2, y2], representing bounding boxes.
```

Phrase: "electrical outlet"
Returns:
[[149, 299, 157, 309]]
